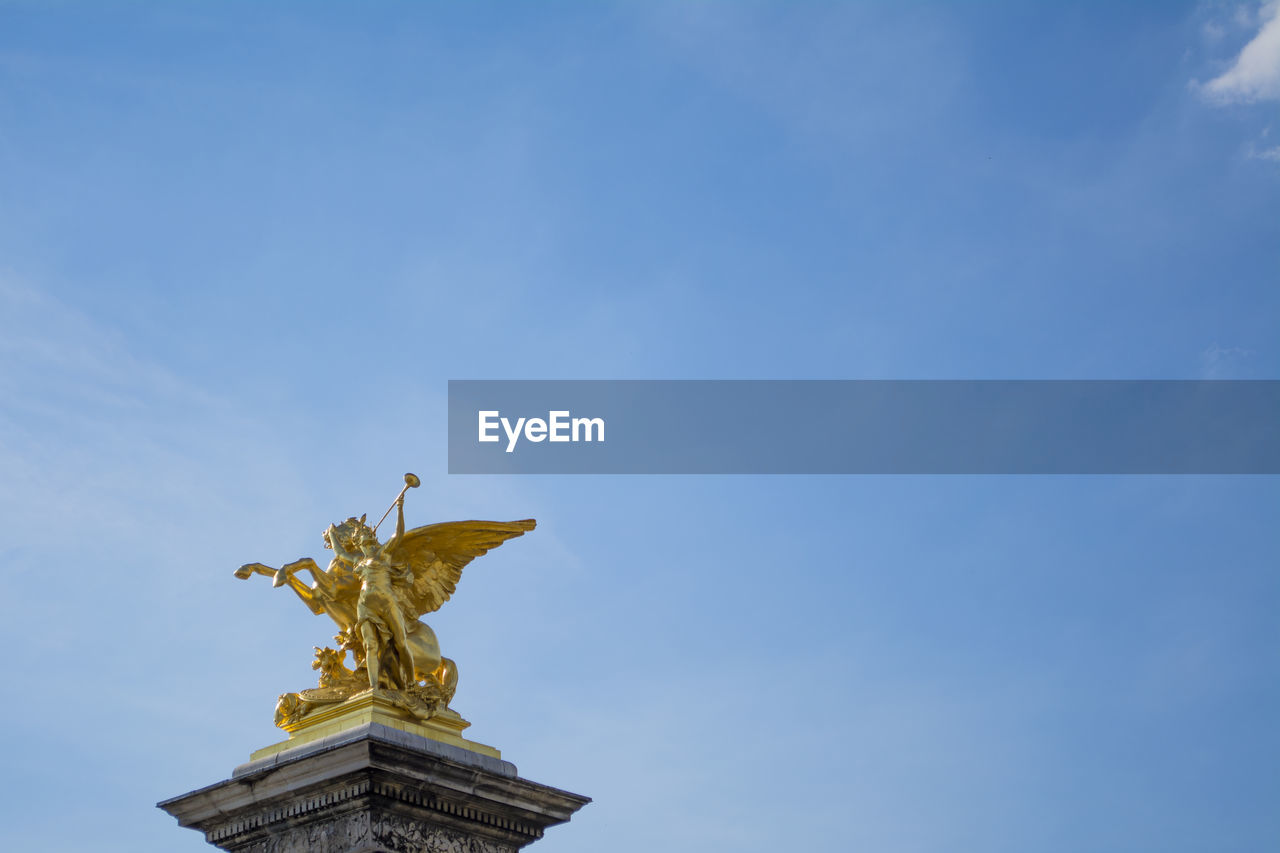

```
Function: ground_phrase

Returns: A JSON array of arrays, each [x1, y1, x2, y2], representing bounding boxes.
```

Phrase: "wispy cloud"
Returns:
[[1199, 2, 1280, 103], [1199, 342, 1255, 377]]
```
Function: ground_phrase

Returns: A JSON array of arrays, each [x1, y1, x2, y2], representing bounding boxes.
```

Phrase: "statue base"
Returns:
[[158, 722, 590, 852], [254, 690, 501, 761]]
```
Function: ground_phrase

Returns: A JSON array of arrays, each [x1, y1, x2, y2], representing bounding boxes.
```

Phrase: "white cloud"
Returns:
[[1200, 2, 1280, 103]]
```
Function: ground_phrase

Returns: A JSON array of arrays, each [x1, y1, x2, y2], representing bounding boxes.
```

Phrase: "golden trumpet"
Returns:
[[372, 472, 421, 534]]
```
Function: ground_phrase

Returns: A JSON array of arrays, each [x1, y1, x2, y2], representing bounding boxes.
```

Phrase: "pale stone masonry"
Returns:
[[159, 723, 590, 853]]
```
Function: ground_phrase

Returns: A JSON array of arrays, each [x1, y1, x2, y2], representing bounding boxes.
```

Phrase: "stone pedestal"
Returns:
[[158, 722, 590, 852]]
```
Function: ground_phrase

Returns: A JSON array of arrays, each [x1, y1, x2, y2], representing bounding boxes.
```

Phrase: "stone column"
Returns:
[[158, 722, 590, 852]]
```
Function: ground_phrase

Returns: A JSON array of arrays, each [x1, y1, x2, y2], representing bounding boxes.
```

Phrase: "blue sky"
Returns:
[[1, 2, 1277, 851]]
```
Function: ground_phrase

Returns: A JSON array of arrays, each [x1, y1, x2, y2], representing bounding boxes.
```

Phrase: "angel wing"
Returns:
[[386, 519, 536, 617]]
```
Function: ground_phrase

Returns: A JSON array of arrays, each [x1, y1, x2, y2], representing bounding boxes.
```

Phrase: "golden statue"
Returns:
[[236, 473, 534, 733]]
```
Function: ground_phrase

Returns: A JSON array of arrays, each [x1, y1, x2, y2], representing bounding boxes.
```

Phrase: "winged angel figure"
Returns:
[[236, 480, 534, 728]]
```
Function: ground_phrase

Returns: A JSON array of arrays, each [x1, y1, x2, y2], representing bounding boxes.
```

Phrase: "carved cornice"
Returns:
[[160, 726, 589, 852]]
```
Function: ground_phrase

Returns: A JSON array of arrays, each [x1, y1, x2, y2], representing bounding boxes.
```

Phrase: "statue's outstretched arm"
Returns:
[[387, 497, 406, 550]]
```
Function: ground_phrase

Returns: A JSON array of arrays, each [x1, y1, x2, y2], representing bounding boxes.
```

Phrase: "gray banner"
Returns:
[[447, 380, 1280, 474]]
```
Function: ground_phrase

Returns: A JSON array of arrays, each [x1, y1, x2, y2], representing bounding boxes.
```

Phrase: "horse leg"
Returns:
[[234, 562, 276, 580]]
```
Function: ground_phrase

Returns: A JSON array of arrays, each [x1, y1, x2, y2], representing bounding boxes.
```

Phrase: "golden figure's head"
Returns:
[[352, 524, 379, 549], [324, 515, 371, 551]]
